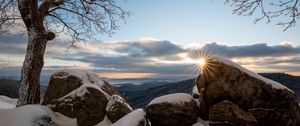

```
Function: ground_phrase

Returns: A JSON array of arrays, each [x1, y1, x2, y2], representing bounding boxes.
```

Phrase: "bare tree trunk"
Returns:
[[16, 0, 56, 106], [17, 29, 48, 106]]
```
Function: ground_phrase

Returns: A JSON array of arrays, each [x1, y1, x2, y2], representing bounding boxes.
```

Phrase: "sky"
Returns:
[[0, 0, 299, 84]]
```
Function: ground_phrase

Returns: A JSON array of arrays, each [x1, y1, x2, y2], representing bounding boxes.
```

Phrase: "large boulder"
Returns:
[[145, 93, 199, 126], [196, 56, 300, 125], [106, 95, 133, 123], [42, 69, 132, 126], [209, 100, 257, 126]]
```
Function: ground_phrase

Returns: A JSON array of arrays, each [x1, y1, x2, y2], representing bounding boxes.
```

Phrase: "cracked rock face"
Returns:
[[42, 69, 132, 126], [196, 57, 300, 126], [106, 95, 133, 123], [209, 100, 257, 126]]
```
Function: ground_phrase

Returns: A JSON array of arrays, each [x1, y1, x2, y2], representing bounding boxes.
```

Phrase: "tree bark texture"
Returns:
[[17, 0, 51, 106]]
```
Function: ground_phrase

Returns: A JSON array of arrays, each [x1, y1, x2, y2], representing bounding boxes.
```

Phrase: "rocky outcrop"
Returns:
[[209, 100, 257, 126], [106, 95, 133, 123], [44, 87, 107, 126], [145, 93, 199, 126], [196, 56, 300, 126], [42, 69, 132, 126]]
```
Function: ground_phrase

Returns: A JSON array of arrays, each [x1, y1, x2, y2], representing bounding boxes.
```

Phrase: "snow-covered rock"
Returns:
[[192, 85, 200, 99], [42, 69, 132, 126], [208, 56, 290, 90], [112, 109, 148, 126], [0, 104, 77, 126], [196, 56, 300, 126], [145, 93, 199, 126], [148, 93, 193, 105]]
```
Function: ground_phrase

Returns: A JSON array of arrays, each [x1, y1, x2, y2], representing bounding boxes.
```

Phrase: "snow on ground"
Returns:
[[210, 56, 291, 91], [0, 100, 15, 109], [95, 116, 112, 126], [54, 112, 78, 126], [0, 95, 77, 126], [0, 105, 76, 126], [192, 118, 209, 126], [112, 109, 146, 126], [148, 93, 193, 105], [0, 95, 17, 105]]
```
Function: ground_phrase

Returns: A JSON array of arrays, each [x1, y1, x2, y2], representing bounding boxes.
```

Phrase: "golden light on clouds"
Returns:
[[100, 72, 155, 79]]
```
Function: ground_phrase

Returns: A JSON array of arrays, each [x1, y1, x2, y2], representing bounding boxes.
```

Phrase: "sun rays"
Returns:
[[197, 58, 206, 67], [188, 49, 218, 77]]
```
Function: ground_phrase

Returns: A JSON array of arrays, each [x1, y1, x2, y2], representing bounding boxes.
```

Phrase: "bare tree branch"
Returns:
[[43, 0, 129, 44], [1, 0, 129, 42], [0, 0, 22, 33], [225, 0, 299, 31]]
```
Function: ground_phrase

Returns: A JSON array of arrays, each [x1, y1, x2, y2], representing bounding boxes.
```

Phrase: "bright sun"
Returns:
[[197, 58, 206, 67]]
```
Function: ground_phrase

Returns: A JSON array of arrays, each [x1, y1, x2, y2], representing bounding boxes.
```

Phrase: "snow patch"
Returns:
[[0, 95, 17, 109], [148, 93, 193, 105], [0, 105, 76, 126], [106, 95, 133, 112], [210, 56, 291, 91], [58, 83, 110, 102], [192, 85, 200, 96], [95, 116, 112, 126], [53, 112, 78, 126], [112, 109, 146, 126], [0, 101, 15, 109], [192, 118, 209, 126], [0, 95, 18, 105], [52, 69, 111, 100], [54, 69, 105, 87]]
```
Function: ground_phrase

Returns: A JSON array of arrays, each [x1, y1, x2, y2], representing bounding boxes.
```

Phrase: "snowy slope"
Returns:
[[112, 109, 146, 126], [0, 95, 77, 126], [0, 95, 17, 105]]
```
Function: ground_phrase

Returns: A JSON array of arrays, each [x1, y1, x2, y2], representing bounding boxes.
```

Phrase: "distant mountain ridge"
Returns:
[[0, 73, 299, 108], [116, 73, 300, 108], [0, 79, 47, 99]]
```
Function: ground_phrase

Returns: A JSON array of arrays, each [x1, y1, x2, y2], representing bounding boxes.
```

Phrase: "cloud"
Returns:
[[194, 42, 300, 58], [0, 34, 27, 54], [99, 40, 184, 58], [0, 36, 299, 81]]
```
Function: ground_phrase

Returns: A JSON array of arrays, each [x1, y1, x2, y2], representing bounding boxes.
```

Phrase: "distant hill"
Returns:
[[0, 79, 19, 98], [116, 73, 300, 108], [116, 79, 195, 108], [0, 79, 47, 99], [0, 73, 299, 108]]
